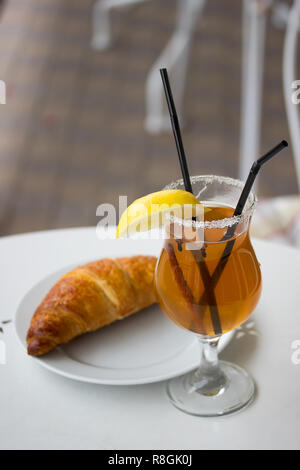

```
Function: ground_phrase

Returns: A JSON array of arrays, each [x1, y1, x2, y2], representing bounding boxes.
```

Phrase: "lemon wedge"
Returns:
[[116, 189, 207, 238]]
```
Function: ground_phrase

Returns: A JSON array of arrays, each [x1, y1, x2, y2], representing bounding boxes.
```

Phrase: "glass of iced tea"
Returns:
[[155, 175, 262, 416]]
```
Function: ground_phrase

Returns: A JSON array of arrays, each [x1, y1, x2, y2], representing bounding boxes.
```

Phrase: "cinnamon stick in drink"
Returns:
[[165, 242, 207, 334]]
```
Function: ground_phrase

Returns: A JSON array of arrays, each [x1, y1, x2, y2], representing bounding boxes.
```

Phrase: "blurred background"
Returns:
[[0, 0, 299, 239]]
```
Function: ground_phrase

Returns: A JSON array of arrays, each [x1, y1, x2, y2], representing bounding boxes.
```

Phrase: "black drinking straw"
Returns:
[[160, 68, 222, 335], [234, 140, 288, 218], [205, 140, 289, 294], [160, 69, 193, 195]]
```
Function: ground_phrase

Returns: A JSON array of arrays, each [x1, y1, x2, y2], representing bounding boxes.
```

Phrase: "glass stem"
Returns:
[[190, 337, 228, 396]]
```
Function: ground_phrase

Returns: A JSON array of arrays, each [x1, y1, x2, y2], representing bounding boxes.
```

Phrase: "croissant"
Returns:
[[27, 255, 157, 356]]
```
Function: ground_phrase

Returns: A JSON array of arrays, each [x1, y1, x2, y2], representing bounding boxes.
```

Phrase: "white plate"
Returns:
[[15, 239, 234, 385]]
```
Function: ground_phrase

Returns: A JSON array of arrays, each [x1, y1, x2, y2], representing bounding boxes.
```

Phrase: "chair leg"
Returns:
[[91, 0, 150, 50], [239, 0, 271, 182], [283, 0, 300, 191], [145, 0, 206, 134], [91, 0, 112, 50]]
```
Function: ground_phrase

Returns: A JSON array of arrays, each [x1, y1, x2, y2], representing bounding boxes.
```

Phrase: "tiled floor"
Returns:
[[0, 0, 298, 235]]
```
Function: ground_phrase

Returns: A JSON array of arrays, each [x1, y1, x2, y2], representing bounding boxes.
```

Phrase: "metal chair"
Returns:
[[239, 0, 271, 181], [91, 0, 206, 133], [91, 0, 300, 191], [91, 0, 151, 50], [91, 0, 272, 167], [144, 0, 206, 133]]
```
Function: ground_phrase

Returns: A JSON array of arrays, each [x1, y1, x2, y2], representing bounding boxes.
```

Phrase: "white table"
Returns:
[[1, 228, 300, 450]]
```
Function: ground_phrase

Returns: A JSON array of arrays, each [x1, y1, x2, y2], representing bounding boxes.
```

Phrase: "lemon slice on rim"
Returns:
[[116, 189, 208, 238]]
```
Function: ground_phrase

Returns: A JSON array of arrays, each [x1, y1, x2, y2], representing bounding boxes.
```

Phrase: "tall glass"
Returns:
[[155, 175, 262, 416]]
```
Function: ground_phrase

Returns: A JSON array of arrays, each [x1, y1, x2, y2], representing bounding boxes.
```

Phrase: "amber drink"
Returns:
[[156, 205, 262, 336], [155, 175, 261, 417]]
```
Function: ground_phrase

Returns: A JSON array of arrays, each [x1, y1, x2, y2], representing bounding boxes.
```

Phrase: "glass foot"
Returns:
[[166, 361, 255, 417]]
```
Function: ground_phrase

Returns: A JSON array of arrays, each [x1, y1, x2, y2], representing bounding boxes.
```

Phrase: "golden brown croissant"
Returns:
[[27, 255, 157, 356]]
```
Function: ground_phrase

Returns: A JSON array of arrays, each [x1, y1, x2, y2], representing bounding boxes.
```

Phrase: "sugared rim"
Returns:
[[164, 175, 257, 229]]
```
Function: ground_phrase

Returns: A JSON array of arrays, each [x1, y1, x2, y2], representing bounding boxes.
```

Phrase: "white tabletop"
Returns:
[[0, 227, 300, 450]]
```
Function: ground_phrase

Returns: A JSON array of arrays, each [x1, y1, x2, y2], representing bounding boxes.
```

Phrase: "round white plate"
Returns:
[[15, 239, 234, 385]]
